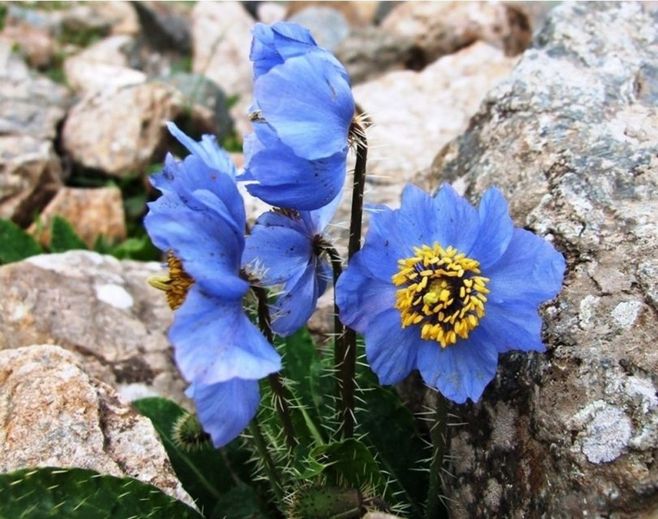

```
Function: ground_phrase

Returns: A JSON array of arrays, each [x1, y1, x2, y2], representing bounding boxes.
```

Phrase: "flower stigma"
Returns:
[[148, 251, 194, 310], [392, 244, 489, 348]]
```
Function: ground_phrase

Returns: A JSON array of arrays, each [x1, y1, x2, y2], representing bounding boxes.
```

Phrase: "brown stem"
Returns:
[[252, 285, 298, 449]]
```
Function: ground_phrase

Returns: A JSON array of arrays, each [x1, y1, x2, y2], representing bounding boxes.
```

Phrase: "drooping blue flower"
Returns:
[[242, 194, 340, 336], [336, 184, 565, 404], [240, 22, 355, 211], [145, 123, 281, 447]]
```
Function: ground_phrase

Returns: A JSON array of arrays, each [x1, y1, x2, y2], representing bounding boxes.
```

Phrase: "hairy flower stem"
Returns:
[[249, 420, 284, 504], [426, 394, 449, 519], [321, 242, 345, 365], [253, 285, 298, 449], [337, 123, 368, 438]]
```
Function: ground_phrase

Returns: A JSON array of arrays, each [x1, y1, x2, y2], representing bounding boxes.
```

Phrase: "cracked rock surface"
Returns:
[[0, 345, 193, 507], [430, 2, 658, 517], [0, 251, 186, 406]]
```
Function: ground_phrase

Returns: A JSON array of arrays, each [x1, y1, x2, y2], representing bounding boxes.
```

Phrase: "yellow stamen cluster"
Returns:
[[392, 244, 489, 348], [148, 252, 194, 310]]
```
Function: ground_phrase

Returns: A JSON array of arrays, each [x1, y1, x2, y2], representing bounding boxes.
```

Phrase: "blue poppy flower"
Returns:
[[242, 194, 340, 336], [336, 185, 565, 404], [145, 123, 281, 447], [241, 22, 355, 211]]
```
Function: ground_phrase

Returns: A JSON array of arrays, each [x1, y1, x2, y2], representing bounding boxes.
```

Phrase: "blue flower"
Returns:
[[145, 123, 281, 447], [242, 195, 340, 336], [241, 22, 355, 211], [336, 185, 565, 404]]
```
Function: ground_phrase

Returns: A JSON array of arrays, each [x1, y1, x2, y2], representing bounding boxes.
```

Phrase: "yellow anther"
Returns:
[[149, 252, 194, 310], [393, 242, 489, 348]]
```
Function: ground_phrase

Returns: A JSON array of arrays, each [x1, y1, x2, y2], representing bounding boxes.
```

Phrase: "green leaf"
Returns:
[[309, 438, 386, 492], [109, 235, 159, 261], [0, 218, 42, 264], [212, 484, 270, 519], [0, 467, 201, 518], [132, 397, 258, 518], [49, 216, 87, 252]]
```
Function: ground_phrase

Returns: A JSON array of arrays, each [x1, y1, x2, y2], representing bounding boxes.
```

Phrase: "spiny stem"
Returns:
[[253, 285, 298, 449], [249, 420, 284, 504], [426, 393, 449, 519], [338, 122, 368, 439], [321, 242, 345, 367]]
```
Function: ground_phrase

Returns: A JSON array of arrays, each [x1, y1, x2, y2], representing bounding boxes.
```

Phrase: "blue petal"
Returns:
[[251, 22, 316, 79], [467, 187, 513, 269], [416, 336, 499, 404], [364, 308, 419, 385], [478, 302, 545, 353], [150, 154, 245, 234], [254, 53, 354, 160], [244, 145, 346, 210], [171, 289, 281, 384], [271, 262, 320, 336], [166, 122, 237, 179], [487, 228, 566, 306], [144, 195, 247, 301], [243, 222, 312, 285], [186, 378, 260, 448], [315, 256, 332, 295], [303, 190, 342, 233], [426, 184, 480, 253], [336, 252, 397, 333]]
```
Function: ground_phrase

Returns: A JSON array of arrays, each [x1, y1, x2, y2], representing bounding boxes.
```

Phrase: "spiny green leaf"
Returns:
[[0, 218, 42, 264], [0, 467, 201, 518], [49, 216, 87, 252], [133, 397, 256, 518]]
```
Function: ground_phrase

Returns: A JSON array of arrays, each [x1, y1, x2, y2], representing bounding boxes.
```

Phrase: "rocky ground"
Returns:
[[0, 1, 656, 517]]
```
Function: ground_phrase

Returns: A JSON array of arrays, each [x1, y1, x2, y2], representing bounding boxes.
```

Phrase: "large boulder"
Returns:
[[0, 251, 187, 406], [429, 3, 658, 517], [0, 345, 193, 507]]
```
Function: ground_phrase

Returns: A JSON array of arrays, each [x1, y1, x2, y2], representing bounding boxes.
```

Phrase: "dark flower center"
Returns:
[[392, 244, 489, 348]]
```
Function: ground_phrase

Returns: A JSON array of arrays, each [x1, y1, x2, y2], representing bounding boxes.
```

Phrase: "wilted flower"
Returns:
[[241, 22, 355, 210], [336, 185, 565, 403], [243, 195, 340, 336], [145, 123, 281, 446]]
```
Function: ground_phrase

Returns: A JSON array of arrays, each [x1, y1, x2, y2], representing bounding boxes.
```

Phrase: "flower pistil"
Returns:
[[392, 243, 489, 348], [148, 251, 195, 310]]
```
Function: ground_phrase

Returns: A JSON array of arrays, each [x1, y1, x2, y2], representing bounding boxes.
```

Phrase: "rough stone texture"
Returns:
[[0, 135, 63, 226], [64, 35, 146, 94], [28, 186, 127, 248], [334, 27, 417, 84], [288, 7, 350, 51], [62, 82, 187, 177], [0, 251, 187, 406], [353, 41, 517, 205], [0, 40, 69, 141], [0, 21, 56, 69], [286, 1, 380, 28], [0, 345, 193, 507], [380, 1, 533, 65], [191, 1, 253, 98], [429, 3, 658, 517]]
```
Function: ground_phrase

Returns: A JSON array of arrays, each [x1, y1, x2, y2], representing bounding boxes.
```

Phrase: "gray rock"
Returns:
[[289, 7, 350, 51], [61, 82, 184, 177], [161, 72, 234, 141], [0, 344, 194, 507], [0, 251, 187, 406], [429, 3, 658, 517], [334, 27, 417, 84], [0, 135, 63, 226], [191, 1, 253, 98], [131, 1, 191, 53], [0, 40, 70, 141]]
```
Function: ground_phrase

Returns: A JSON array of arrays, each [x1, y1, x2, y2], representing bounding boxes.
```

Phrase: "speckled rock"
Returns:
[[28, 186, 127, 248], [0, 345, 193, 507], [62, 81, 212, 177], [0, 135, 63, 226], [191, 1, 253, 98], [380, 1, 533, 65], [288, 7, 350, 51], [0, 40, 69, 141], [0, 251, 186, 406], [429, 3, 658, 517], [64, 35, 146, 94]]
